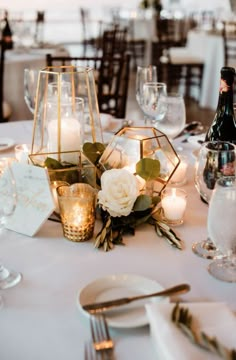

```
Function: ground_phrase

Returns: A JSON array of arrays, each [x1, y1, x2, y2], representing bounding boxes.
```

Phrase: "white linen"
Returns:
[[169, 30, 224, 110], [0, 120, 236, 360], [4, 46, 69, 121], [146, 302, 236, 360], [187, 30, 224, 110]]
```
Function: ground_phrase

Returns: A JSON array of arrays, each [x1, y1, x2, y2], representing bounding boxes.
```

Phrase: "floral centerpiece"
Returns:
[[83, 141, 183, 252]]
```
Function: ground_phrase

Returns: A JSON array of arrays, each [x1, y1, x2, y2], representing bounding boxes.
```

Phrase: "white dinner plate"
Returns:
[[0, 137, 15, 152], [77, 273, 169, 328]]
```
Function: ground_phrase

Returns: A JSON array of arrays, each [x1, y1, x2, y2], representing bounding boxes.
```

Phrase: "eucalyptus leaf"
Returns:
[[172, 303, 236, 360], [136, 158, 160, 181], [44, 157, 64, 169], [133, 194, 152, 211], [83, 142, 105, 165]]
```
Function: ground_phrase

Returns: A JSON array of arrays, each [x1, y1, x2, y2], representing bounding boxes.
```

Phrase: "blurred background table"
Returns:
[[4, 46, 69, 121], [169, 29, 224, 110]]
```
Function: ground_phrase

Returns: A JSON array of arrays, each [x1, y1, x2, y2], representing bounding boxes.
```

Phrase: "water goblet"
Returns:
[[135, 65, 157, 123], [24, 68, 39, 115], [0, 158, 22, 293], [193, 141, 236, 259], [141, 82, 167, 124], [155, 92, 186, 140], [207, 177, 236, 282]]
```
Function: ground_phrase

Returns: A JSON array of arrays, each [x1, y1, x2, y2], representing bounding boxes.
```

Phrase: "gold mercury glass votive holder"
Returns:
[[56, 183, 96, 242]]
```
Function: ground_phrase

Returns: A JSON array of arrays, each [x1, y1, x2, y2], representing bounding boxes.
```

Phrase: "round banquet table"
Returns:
[[0, 120, 235, 360]]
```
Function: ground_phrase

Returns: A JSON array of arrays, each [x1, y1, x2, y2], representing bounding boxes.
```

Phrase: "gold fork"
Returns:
[[84, 341, 97, 360], [90, 314, 114, 353]]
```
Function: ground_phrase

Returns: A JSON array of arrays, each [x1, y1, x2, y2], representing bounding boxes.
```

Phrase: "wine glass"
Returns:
[[0, 158, 22, 293], [155, 92, 186, 140], [141, 82, 168, 124], [193, 141, 236, 259], [136, 65, 157, 123], [207, 176, 236, 282], [24, 68, 39, 115]]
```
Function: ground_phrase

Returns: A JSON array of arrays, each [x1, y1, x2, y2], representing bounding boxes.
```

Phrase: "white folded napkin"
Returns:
[[145, 302, 236, 360]]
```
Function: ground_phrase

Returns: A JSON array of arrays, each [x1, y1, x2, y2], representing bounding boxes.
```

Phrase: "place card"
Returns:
[[6, 163, 55, 236]]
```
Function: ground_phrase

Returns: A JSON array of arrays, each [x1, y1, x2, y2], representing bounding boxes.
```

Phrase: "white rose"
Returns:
[[98, 168, 139, 217]]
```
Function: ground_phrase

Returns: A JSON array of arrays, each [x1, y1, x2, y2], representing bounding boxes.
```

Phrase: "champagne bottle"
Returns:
[[2, 10, 13, 50], [205, 66, 236, 143]]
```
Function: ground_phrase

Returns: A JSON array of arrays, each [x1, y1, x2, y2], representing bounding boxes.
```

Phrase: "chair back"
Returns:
[[0, 41, 5, 122], [222, 21, 236, 68], [101, 25, 128, 58], [156, 18, 186, 46], [46, 52, 131, 118]]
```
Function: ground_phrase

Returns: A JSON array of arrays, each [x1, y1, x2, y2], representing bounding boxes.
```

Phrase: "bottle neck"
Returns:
[[2, 17, 13, 49], [217, 78, 234, 112]]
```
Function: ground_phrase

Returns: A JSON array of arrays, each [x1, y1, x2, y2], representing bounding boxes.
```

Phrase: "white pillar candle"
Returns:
[[161, 188, 187, 224], [47, 118, 81, 163]]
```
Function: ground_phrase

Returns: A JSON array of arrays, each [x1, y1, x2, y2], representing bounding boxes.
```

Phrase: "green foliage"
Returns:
[[44, 157, 80, 183], [136, 158, 160, 181], [83, 142, 106, 165], [172, 303, 236, 360], [133, 194, 152, 211]]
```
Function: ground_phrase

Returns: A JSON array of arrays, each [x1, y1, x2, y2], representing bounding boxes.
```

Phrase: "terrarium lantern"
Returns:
[[31, 65, 103, 161], [99, 127, 180, 195]]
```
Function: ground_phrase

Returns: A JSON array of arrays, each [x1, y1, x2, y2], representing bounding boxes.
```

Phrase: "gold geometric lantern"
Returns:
[[29, 150, 97, 187], [31, 65, 103, 161], [99, 127, 180, 195]]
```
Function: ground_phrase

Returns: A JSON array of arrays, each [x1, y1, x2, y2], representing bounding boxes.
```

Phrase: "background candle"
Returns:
[[170, 155, 188, 186], [161, 187, 187, 225]]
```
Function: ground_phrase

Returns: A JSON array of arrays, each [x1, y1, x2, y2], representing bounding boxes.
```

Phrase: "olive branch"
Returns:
[[172, 303, 236, 360]]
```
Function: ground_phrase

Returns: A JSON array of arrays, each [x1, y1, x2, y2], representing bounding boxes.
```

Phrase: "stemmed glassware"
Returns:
[[24, 68, 39, 115], [193, 141, 236, 259], [0, 158, 21, 295], [135, 65, 157, 123], [207, 176, 236, 282], [155, 92, 186, 140], [141, 81, 168, 124]]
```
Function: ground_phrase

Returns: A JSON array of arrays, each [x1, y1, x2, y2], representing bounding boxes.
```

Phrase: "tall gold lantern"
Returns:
[[31, 65, 103, 161]]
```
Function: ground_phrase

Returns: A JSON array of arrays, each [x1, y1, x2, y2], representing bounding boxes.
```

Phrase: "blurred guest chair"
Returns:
[[126, 18, 146, 69], [46, 52, 131, 119], [98, 24, 128, 58], [156, 17, 187, 47], [222, 20, 236, 68], [0, 41, 12, 122], [152, 19, 204, 101]]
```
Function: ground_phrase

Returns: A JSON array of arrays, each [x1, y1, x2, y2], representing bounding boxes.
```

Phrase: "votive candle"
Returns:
[[50, 180, 69, 215], [161, 188, 187, 225], [57, 183, 96, 242]]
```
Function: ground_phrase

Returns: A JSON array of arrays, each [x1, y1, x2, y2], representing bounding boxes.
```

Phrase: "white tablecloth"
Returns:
[[4, 46, 68, 121], [0, 120, 235, 360], [169, 30, 224, 110], [187, 30, 224, 110]]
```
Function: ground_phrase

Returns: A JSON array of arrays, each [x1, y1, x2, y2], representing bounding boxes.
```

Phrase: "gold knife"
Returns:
[[82, 283, 190, 314]]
